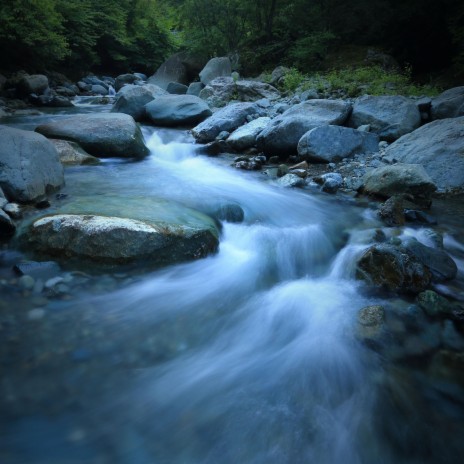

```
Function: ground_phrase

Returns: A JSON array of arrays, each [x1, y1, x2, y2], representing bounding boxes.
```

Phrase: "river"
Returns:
[[1, 99, 463, 463]]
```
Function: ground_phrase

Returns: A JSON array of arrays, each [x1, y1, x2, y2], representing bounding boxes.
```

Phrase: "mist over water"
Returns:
[[2, 125, 464, 464]]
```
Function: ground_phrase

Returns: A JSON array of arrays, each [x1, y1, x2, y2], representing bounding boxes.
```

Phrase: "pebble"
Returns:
[[27, 308, 46, 320], [18, 275, 35, 290]]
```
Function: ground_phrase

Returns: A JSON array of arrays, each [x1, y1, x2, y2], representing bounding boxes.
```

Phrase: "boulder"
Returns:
[[111, 85, 166, 121], [50, 139, 100, 165], [192, 102, 262, 143], [383, 117, 464, 192], [297, 125, 379, 162], [431, 86, 464, 120], [187, 82, 204, 97], [16, 74, 49, 97], [35, 113, 149, 159], [166, 82, 188, 95], [148, 52, 191, 90], [0, 209, 16, 239], [0, 126, 64, 202], [356, 243, 432, 294], [213, 203, 245, 223], [363, 164, 436, 200], [91, 84, 107, 95], [349, 95, 421, 141], [378, 195, 405, 226], [199, 77, 280, 107], [114, 73, 139, 91], [199, 57, 232, 86], [145, 95, 212, 127], [257, 100, 352, 157], [270, 66, 290, 86], [23, 213, 219, 267], [226, 117, 271, 150]]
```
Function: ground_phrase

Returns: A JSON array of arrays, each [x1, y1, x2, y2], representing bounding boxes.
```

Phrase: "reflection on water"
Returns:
[[1, 125, 464, 463]]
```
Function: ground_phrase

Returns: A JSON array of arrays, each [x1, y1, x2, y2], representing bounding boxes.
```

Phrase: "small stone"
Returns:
[[3, 203, 22, 219], [357, 305, 385, 345], [27, 308, 46, 320], [378, 195, 405, 226], [35, 199, 51, 209], [18, 275, 35, 290], [45, 276, 64, 288], [277, 164, 289, 177]]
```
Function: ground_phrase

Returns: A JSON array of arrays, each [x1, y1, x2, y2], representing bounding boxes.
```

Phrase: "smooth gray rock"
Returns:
[[277, 173, 306, 188], [192, 102, 262, 143], [227, 117, 271, 150], [402, 237, 458, 282], [383, 117, 464, 192], [356, 243, 432, 294], [431, 86, 464, 120], [187, 82, 204, 96], [298, 125, 379, 162], [199, 57, 232, 86], [349, 95, 421, 141], [145, 94, 212, 127], [16, 74, 49, 97], [24, 214, 219, 267], [114, 73, 139, 91], [111, 84, 166, 121], [50, 139, 100, 165], [0, 126, 64, 202], [363, 164, 436, 199], [148, 52, 191, 90], [166, 82, 188, 95], [199, 77, 280, 107], [0, 209, 16, 238], [91, 84, 107, 95], [257, 100, 352, 157], [35, 113, 149, 159]]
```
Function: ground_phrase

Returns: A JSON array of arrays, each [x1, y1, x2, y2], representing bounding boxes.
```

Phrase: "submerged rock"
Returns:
[[356, 243, 432, 294], [357, 305, 386, 345], [35, 113, 149, 159]]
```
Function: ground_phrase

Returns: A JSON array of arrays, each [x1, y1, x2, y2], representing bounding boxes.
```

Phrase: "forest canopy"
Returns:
[[0, 0, 463, 78]]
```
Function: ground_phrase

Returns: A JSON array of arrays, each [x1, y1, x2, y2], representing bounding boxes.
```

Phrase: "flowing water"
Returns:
[[1, 102, 464, 463]]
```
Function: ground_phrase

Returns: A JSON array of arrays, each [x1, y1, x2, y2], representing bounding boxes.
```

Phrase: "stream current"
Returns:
[[1, 100, 464, 463]]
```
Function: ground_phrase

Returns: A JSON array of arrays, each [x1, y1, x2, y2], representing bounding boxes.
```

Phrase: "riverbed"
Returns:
[[1, 99, 463, 464]]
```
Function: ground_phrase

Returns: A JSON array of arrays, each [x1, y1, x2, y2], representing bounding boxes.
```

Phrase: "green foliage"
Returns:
[[288, 31, 337, 70], [317, 66, 441, 97], [280, 68, 306, 92]]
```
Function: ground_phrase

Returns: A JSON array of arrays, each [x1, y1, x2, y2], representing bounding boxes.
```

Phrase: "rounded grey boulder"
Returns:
[[298, 125, 379, 162], [0, 126, 64, 202], [35, 113, 149, 159], [199, 57, 232, 86], [145, 95, 212, 126], [431, 86, 464, 120], [349, 95, 421, 141]]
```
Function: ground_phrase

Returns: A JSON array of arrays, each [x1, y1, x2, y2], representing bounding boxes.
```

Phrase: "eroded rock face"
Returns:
[[383, 117, 464, 192], [191, 103, 262, 143], [199, 57, 232, 86], [356, 243, 432, 294], [363, 164, 436, 200], [35, 113, 149, 159], [349, 95, 421, 141], [297, 125, 379, 162], [23, 214, 219, 267], [431, 86, 464, 120], [199, 77, 280, 107], [145, 95, 212, 127], [257, 100, 352, 157], [0, 126, 64, 202]]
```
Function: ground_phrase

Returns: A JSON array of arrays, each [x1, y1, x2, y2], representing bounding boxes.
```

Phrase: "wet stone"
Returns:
[[357, 305, 385, 344]]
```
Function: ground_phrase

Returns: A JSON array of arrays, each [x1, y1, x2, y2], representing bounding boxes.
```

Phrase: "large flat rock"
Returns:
[[35, 113, 149, 159], [383, 117, 464, 192]]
